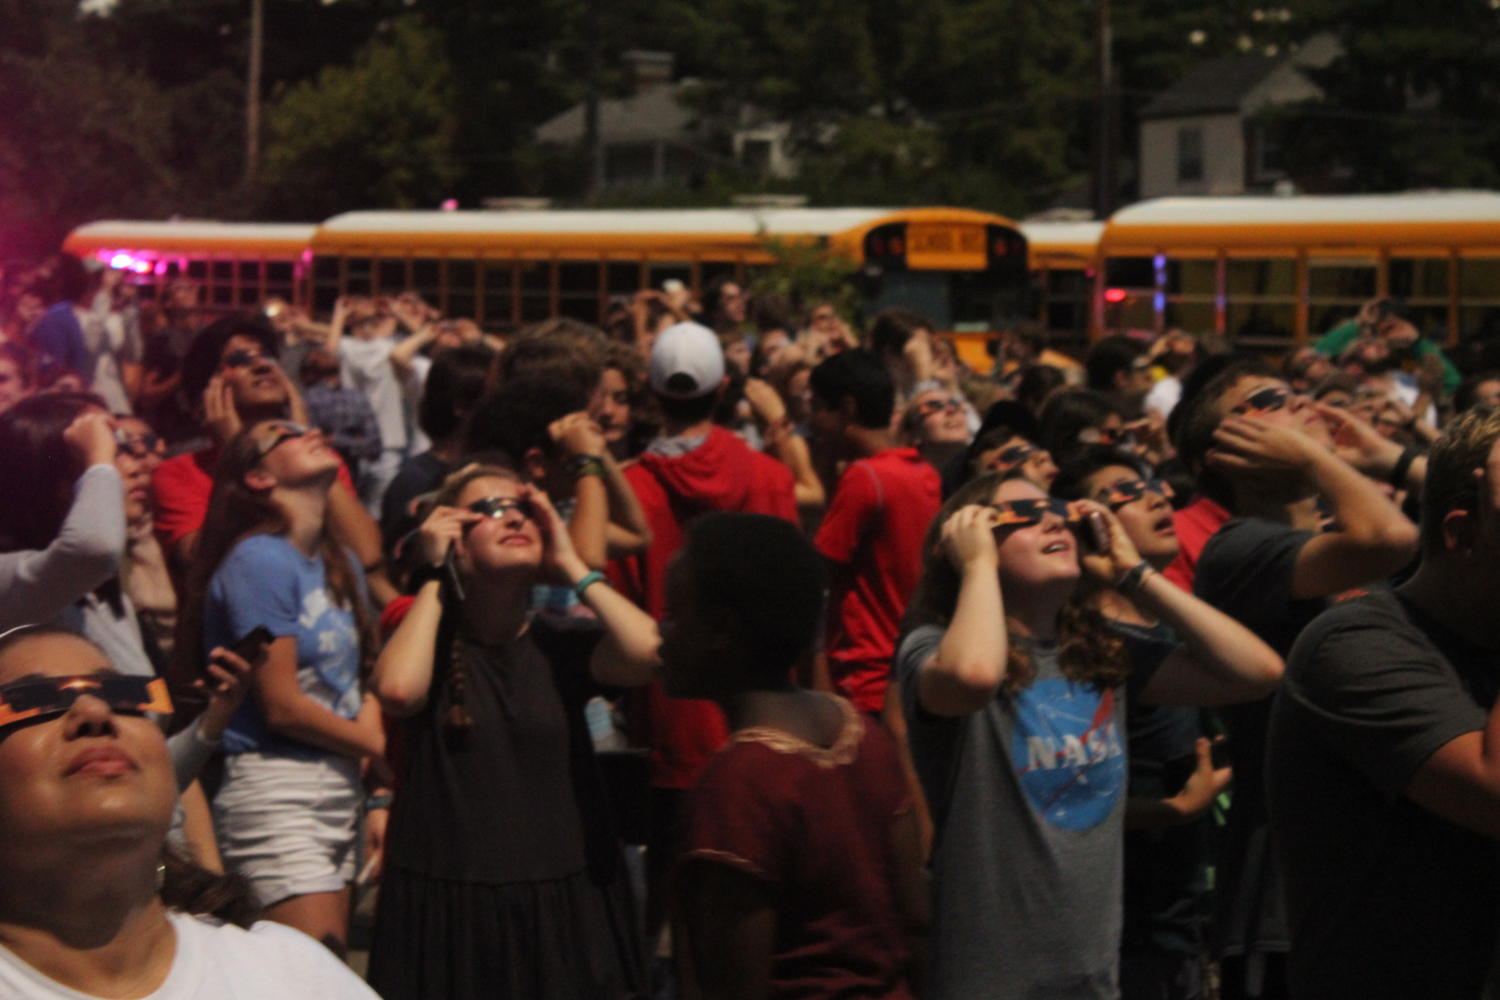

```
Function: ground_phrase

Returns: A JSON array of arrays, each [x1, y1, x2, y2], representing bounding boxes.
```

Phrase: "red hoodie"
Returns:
[[607, 426, 798, 789]]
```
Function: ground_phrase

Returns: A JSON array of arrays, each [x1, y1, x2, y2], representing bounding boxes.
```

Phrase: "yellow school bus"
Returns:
[[307, 206, 1029, 364], [62, 220, 316, 312], [1095, 191, 1500, 347], [1019, 219, 1104, 355]]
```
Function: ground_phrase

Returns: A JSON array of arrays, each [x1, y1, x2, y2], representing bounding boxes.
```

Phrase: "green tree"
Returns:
[[1271, 0, 1500, 191], [258, 18, 459, 218]]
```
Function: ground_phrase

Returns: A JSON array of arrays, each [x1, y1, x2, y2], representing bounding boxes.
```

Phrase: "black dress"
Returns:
[[368, 614, 645, 1000]]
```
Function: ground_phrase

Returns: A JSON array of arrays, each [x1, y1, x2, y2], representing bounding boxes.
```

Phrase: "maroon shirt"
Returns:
[[679, 697, 916, 998]]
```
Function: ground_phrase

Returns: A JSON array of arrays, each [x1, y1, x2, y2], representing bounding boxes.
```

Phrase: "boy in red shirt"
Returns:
[[808, 349, 942, 714]]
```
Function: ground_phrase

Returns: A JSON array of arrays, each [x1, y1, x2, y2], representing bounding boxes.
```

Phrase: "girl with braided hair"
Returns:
[[368, 465, 660, 1000]]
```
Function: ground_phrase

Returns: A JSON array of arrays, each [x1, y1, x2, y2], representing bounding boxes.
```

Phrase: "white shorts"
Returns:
[[213, 752, 361, 908]]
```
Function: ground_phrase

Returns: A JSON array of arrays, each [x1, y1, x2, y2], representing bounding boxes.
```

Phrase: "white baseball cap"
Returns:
[[649, 321, 725, 399]]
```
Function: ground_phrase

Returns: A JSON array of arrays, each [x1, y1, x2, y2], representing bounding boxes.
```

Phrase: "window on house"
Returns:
[[1177, 126, 1204, 183]]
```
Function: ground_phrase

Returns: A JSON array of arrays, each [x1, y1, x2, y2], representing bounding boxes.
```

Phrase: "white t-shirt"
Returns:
[[0, 911, 380, 999], [339, 335, 407, 450]]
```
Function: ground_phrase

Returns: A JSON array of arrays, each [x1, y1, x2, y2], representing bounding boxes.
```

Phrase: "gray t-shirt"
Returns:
[[898, 625, 1130, 999], [1269, 589, 1500, 999]]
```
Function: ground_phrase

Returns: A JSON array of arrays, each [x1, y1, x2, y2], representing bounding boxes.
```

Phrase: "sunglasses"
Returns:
[[914, 396, 965, 419], [1231, 386, 1291, 416], [256, 421, 309, 457], [467, 496, 535, 523], [113, 429, 162, 458], [1097, 477, 1174, 509], [0, 674, 172, 736], [987, 497, 1075, 529], [1078, 426, 1131, 447], [222, 348, 270, 370]]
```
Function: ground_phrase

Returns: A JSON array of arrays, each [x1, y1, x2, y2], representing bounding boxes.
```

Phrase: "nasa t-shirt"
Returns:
[[899, 627, 1136, 1000]]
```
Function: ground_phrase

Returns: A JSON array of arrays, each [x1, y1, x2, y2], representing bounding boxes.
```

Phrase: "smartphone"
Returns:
[[226, 625, 273, 664], [1210, 737, 1232, 770], [1083, 511, 1110, 554]]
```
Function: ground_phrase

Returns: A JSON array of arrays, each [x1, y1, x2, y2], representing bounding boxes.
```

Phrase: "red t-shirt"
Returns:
[[814, 448, 941, 713], [1161, 495, 1231, 593], [679, 697, 916, 999], [606, 427, 798, 790], [152, 446, 357, 550]]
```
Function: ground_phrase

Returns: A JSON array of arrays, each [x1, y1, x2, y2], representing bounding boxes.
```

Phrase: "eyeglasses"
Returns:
[[467, 496, 535, 523], [997, 443, 1038, 465], [914, 396, 964, 419], [255, 421, 309, 457], [1096, 477, 1174, 509], [0, 674, 172, 736], [987, 497, 1074, 528], [113, 429, 162, 458], [1231, 386, 1291, 416]]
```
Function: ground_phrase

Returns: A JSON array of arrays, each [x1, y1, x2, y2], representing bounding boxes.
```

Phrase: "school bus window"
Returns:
[[699, 260, 738, 294], [1166, 259, 1216, 296], [1105, 257, 1154, 290], [1307, 262, 1375, 300], [648, 262, 692, 297], [1227, 302, 1294, 343], [377, 257, 407, 296], [344, 257, 374, 298], [1104, 293, 1155, 333], [1460, 259, 1500, 299], [1166, 301, 1215, 335], [519, 261, 550, 323], [236, 261, 262, 303], [607, 262, 641, 297], [1225, 259, 1294, 297], [312, 256, 340, 314], [1388, 258, 1449, 301], [187, 260, 208, 282], [266, 261, 294, 290], [482, 261, 514, 325], [411, 259, 443, 306], [447, 259, 477, 321], [558, 261, 601, 322], [211, 260, 235, 305]]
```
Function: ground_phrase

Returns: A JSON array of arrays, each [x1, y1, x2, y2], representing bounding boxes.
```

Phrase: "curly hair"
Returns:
[[900, 471, 1126, 695]]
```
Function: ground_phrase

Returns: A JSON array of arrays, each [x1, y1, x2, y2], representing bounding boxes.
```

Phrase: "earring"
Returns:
[[155, 863, 166, 892]]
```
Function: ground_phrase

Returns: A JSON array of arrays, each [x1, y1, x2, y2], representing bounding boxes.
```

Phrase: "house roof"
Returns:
[[534, 83, 698, 145], [1138, 53, 1281, 120]]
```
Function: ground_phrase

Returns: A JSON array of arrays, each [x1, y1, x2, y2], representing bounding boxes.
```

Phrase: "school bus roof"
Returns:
[[1101, 191, 1500, 255], [63, 221, 317, 257], [1019, 220, 1103, 268], [310, 207, 1019, 256]]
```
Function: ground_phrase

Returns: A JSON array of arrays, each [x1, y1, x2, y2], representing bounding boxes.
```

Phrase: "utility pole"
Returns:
[[245, 0, 264, 185], [1093, 0, 1116, 218], [583, 0, 604, 197]]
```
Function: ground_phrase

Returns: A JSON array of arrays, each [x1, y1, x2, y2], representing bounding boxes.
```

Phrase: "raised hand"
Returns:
[[63, 410, 117, 468], [941, 504, 1000, 573]]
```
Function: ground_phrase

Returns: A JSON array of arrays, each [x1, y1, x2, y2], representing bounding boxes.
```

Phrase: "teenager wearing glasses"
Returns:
[[367, 466, 660, 1000], [151, 317, 386, 605], [0, 627, 380, 999], [177, 419, 387, 955], [1173, 359, 1421, 999], [1052, 447, 1282, 1000], [896, 466, 1278, 998]]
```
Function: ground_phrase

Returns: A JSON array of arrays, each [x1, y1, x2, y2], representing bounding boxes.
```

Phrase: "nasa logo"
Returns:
[[1010, 679, 1126, 831]]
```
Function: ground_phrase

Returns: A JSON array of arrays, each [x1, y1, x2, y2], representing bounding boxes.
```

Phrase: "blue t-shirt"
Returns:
[[205, 534, 365, 756]]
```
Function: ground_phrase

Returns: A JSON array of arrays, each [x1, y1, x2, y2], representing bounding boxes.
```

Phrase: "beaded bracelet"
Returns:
[[569, 454, 606, 479]]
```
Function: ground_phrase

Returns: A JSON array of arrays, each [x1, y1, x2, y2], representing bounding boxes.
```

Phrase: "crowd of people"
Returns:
[[3, 248, 1500, 1000]]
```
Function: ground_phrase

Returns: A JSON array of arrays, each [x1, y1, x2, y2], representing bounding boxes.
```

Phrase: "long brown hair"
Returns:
[[416, 464, 526, 739], [174, 428, 377, 691], [900, 471, 1126, 694]]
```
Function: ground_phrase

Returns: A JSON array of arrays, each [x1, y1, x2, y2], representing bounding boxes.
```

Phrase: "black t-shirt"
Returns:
[[1193, 516, 1326, 960], [1116, 621, 1210, 959], [385, 614, 619, 884], [1269, 589, 1500, 999]]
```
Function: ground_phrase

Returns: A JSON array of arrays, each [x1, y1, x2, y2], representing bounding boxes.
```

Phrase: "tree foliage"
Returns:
[[258, 18, 459, 218]]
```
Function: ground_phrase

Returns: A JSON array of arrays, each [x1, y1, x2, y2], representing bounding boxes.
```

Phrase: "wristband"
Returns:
[[365, 793, 393, 811], [569, 454, 606, 479], [1114, 560, 1153, 592], [1388, 446, 1418, 489], [573, 570, 607, 601], [408, 562, 446, 591]]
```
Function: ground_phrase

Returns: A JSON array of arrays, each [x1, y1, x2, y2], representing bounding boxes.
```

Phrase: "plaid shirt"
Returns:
[[304, 383, 383, 463]]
